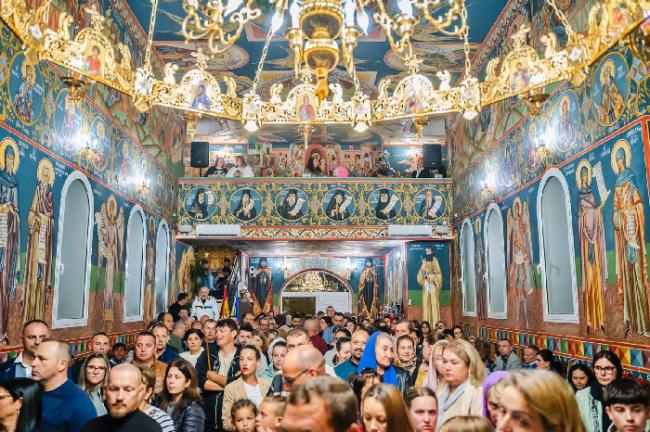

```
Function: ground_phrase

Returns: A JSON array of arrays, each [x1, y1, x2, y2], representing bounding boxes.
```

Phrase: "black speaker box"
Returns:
[[423, 144, 443, 169], [190, 141, 210, 168]]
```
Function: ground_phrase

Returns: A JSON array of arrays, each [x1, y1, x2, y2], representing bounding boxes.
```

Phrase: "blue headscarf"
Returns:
[[356, 331, 398, 387]]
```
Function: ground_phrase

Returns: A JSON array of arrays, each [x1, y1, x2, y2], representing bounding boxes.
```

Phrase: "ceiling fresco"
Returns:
[[125, 0, 507, 90]]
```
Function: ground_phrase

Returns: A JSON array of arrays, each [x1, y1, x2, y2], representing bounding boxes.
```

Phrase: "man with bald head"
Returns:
[[32, 339, 96, 432], [82, 364, 162, 431], [304, 318, 329, 355], [281, 345, 326, 394]]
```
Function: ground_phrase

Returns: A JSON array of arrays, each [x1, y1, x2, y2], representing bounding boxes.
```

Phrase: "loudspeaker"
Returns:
[[190, 141, 210, 168], [423, 144, 443, 169]]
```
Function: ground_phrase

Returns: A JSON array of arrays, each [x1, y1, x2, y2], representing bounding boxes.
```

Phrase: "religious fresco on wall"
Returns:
[[453, 35, 648, 219], [448, 0, 599, 174], [385, 248, 405, 309], [407, 242, 451, 324], [178, 180, 451, 228], [456, 116, 650, 340], [247, 256, 386, 309], [0, 20, 177, 345], [0, 22, 179, 218]]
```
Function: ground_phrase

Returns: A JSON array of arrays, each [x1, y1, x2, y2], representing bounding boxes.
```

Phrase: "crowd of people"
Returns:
[[0, 293, 648, 432]]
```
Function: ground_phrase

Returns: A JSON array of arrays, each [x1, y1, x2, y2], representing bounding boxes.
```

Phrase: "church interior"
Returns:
[[0, 0, 649, 380]]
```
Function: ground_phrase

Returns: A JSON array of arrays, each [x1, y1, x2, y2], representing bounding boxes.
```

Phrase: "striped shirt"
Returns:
[[144, 405, 176, 432]]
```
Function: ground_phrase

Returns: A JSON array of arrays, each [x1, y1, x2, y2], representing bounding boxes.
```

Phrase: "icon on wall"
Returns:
[[592, 53, 629, 127], [276, 188, 308, 221], [322, 188, 355, 221], [185, 187, 216, 221], [414, 188, 446, 221], [230, 188, 262, 222], [369, 188, 401, 221], [9, 52, 44, 125]]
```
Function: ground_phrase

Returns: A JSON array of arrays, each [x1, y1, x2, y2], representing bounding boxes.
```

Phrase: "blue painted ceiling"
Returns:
[[126, 0, 508, 87]]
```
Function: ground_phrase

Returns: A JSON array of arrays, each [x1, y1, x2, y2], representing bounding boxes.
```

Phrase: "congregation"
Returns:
[[0, 292, 648, 432]]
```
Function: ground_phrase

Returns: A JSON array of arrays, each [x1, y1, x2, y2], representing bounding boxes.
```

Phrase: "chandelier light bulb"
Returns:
[[290, 0, 301, 27], [224, 0, 244, 16], [244, 119, 259, 132], [398, 0, 414, 17], [353, 121, 369, 133], [463, 108, 478, 120], [271, 11, 285, 34], [357, 9, 369, 34]]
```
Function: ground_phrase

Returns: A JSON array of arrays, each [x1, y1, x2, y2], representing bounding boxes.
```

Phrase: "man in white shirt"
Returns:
[[0, 319, 50, 380], [191, 286, 220, 320]]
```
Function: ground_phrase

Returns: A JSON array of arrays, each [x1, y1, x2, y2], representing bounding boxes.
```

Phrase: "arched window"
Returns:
[[154, 221, 170, 317], [485, 204, 507, 319], [537, 169, 578, 322], [460, 219, 476, 316], [53, 172, 93, 328], [124, 206, 146, 322]]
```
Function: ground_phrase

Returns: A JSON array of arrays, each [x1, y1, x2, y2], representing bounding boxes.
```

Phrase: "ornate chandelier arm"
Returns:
[[412, 0, 467, 36], [372, 0, 415, 59], [182, 0, 261, 54]]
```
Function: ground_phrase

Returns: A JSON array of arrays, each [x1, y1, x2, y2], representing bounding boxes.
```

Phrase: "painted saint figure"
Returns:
[[13, 62, 36, 122], [143, 220, 155, 324], [598, 61, 625, 125], [96, 196, 124, 322], [234, 190, 257, 221], [506, 198, 535, 329], [375, 189, 398, 220], [85, 46, 102, 76], [191, 84, 210, 110], [326, 190, 351, 221], [189, 188, 209, 220], [358, 258, 379, 317], [278, 189, 304, 220], [0, 142, 20, 341], [416, 247, 443, 324], [576, 160, 607, 333], [611, 143, 650, 336], [251, 259, 273, 315], [23, 159, 55, 322], [419, 189, 443, 221], [474, 219, 487, 320]]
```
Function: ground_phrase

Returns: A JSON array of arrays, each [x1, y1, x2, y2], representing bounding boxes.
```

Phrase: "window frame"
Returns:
[[153, 220, 170, 317], [460, 218, 477, 317], [52, 172, 94, 329], [536, 168, 579, 323], [485, 203, 507, 319], [123, 205, 147, 323]]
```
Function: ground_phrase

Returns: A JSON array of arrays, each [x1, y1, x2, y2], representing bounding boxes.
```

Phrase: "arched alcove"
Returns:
[[124, 205, 146, 322], [485, 203, 507, 319], [154, 220, 170, 317], [460, 219, 477, 316], [279, 268, 353, 314]]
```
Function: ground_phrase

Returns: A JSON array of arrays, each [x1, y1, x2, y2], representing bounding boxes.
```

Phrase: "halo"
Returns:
[[599, 59, 616, 82], [610, 139, 631, 172], [0, 137, 20, 173], [512, 196, 522, 214], [37, 158, 55, 186], [106, 195, 118, 219], [575, 159, 592, 186]]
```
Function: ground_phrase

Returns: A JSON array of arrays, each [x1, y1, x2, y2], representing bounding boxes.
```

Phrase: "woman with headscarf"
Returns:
[[424, 339, 448, 392], [482, 371, 508, 428], [356, 332, 410, 398]]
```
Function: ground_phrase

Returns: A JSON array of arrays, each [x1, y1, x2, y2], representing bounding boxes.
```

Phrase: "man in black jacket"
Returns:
[[168, 293, 189, 322], [82, 364, 161, 432], [196, 318, 240, 431]]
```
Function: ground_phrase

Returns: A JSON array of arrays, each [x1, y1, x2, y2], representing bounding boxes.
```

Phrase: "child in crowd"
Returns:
[[231, 399, 257, 432], [604, 379, 650, 432], [255, 396, 287, 432]]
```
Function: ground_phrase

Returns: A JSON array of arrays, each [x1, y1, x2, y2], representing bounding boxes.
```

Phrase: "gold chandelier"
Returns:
[[1, 0, 647, 131]]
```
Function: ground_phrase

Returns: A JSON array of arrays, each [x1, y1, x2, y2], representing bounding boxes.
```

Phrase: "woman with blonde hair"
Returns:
[[440, 416, 494, 432], [436, 339, 486, 428], [424, 339, 448, 391], [496, 369, 585, 432], [361, 383, 416, 432]]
